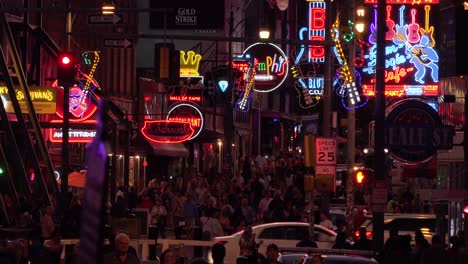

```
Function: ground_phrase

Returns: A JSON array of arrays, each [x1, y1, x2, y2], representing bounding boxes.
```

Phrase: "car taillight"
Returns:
[[354, 231, 372, 238]]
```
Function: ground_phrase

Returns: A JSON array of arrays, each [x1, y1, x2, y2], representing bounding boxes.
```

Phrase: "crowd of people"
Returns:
[[0, 151, 467, 263]]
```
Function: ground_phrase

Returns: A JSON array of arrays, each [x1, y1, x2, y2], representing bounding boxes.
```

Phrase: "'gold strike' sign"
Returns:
[[0, 86, 57, 114]]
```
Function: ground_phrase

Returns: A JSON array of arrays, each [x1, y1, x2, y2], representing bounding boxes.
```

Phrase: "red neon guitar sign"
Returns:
[[386, 5, 396, 40], [407, 9, 421, 44]]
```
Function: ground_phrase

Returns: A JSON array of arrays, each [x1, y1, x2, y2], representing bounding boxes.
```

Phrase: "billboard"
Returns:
[[150, 0, 225, 31]]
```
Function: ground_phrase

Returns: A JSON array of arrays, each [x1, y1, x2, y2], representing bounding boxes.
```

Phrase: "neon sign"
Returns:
[[48, 119, 97, 143], [364, 0, 439, 4], [331, 18, 368, 110], [166, 103, 204, 140], [309, 1, 326, 63], [0, 86, 56, 114], [180, 50, 202, 77], [242, 43, 288, 93], [360, 4, 438, 97], [141, 120, 194, 144], [53, 75, 100, 122], [167, 77, 203, 108]]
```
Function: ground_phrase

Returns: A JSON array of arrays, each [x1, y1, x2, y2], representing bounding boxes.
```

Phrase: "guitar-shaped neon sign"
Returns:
[[395, 33, 430, 65], [385, 5, 396, 40], [393, 5, 408, 46], [369, 9, 377, 45], [234, 65, 256, 112], [420, 5, 435, 48], [331, 18, 367, 109], [291, 63, 319, 109], [71, 51, 100, 118], [407, 9, 421, 44]]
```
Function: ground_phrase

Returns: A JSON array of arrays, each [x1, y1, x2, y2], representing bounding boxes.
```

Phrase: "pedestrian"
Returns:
[[332, 231, 352, 249], [103, 233, 139, 264], [420, 234, 448, 264], [265, 243, 281, 264], [296, 232, 318, 248], [212, 242, 226, 264], [239, 226, 256, 256], [310, 255, 324, 264], [318, 211, 333, 241]]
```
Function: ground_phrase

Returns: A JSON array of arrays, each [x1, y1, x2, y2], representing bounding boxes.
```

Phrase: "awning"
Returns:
[[147, 141, 189, 158], [58, 171, 86, 188]]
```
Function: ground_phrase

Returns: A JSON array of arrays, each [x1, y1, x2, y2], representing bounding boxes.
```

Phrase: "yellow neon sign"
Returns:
[[180, 50, 202, 76]]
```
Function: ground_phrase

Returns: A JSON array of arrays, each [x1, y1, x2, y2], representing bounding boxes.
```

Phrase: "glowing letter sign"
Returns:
[[166, 103, 204, 140], [141, 120, 194, 144], [309, 1, 326, 63], [242, 43, 288, 93], [364, 0, 439, 4], [360, 4, 438, 97]]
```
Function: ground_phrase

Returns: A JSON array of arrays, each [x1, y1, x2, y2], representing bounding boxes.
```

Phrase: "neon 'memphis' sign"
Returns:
[[309, 1, 326, 63], [242, 43, 289, 93]]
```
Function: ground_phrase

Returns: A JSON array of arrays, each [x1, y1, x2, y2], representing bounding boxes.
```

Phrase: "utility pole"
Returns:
[[346, 3, 356, 235], [320, 0, 334, 216], [61, 0, 72, 194], [372, 0, 386, 252], [224, 11, 234, 176], [464, 93, 468, 247]]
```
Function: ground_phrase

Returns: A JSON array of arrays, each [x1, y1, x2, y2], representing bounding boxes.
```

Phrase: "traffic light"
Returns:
[[354, 169, 367, 185], [463, 204, 468, 216], [57, 52, 76, 87], [0, 166, 4, 175]]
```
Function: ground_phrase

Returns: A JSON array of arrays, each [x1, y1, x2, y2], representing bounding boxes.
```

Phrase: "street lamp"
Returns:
[[355, 6, 366, 33], [217, 139, 223, 174], [259, 28, 271, 39], [102, 1, 116, 15]]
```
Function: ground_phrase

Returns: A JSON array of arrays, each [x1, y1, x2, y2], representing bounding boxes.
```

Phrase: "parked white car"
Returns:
[[213, 222, 337, 264]]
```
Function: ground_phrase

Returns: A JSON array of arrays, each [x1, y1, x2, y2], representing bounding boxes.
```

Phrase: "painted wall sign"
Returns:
[[48, 120, 97, 143], [242, 43, 289, 93], [141, 120, 194, 143], [385, 99, 453, 163], [166, 103, 204, 140], [360, 4, 438, 97], [309, 1, 326, 63], [0, 86, 56, 114]]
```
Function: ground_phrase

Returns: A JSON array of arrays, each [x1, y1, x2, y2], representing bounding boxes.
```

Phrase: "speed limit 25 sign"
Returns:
[[315, 137, 337, 165]]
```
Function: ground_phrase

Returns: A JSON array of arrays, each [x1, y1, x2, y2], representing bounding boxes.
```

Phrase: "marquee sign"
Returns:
[[360, 4, 439, 97], [385, 99, 453, 163], [166, 103, 204, 140], [0, 86, 56, 114], [141, 120, 194, 143], [242, 43, 288, 93]]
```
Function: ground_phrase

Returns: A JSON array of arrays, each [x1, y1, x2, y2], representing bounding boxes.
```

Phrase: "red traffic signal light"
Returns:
[[57, 52, 76, 86], [463, 205, 468, 215]]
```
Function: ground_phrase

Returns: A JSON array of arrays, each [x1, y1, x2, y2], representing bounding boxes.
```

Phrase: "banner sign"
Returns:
[[0, 86, 56, 114], [48, 120, 97, 143], [360, 4, 439, 97]]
